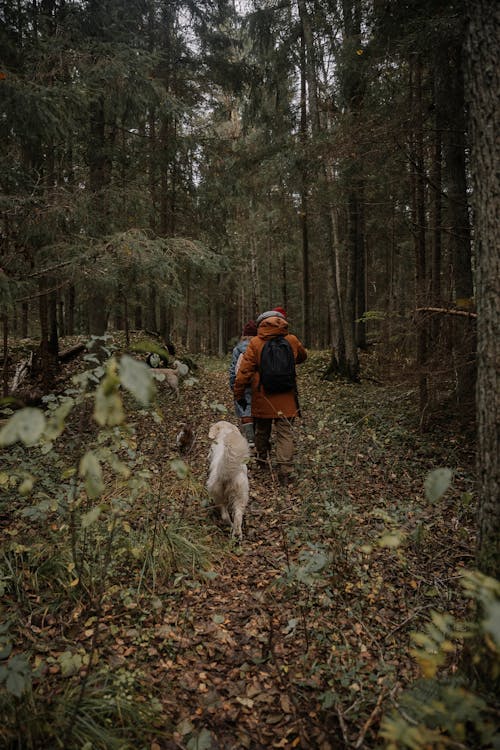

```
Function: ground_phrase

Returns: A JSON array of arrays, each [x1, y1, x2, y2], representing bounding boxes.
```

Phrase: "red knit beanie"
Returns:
[[273, 306, 287, 318], [242, 320, 258, 336]]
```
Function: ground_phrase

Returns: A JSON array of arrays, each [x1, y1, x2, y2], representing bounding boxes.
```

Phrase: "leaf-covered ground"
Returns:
[[1, 342, 478, 749]]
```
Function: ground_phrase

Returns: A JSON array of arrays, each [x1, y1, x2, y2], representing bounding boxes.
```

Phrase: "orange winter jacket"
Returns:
[[233, 316, 307, 418]]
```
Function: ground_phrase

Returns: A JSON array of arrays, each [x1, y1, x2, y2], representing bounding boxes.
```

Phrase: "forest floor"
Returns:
[[1, 338, 478, 750]]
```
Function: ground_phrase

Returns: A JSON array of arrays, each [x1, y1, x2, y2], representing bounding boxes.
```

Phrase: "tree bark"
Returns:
[[134, 304, 143, 330], [38, 283, 54, 384], [466, 0, 500, 579], [2, 314, 8, 397], [345, 189, 361, 380], [66, 285, 75, 336], [441, 41, 476, 401], [48, 287, 59, 358], [298, 0, 349, 376], [342, 0, 366, 358], [87, 95, 113, 354], [21, 302, 29, 338], [299, 25, 311, 346], [147, 284, 158, 332], [410, 55, 429, 421]]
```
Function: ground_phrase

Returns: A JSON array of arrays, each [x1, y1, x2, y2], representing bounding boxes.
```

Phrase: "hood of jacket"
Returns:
[[235, 337, 251, 355], [257, 315, 289, 340]]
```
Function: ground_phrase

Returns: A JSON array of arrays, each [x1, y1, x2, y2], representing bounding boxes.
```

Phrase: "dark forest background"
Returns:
[[1, 0, 478, 380]]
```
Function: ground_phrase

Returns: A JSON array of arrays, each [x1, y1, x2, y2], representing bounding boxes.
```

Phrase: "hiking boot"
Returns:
[[242, 422, 255, 448], [255, 455, 270, 472], [278, 471, 293, 487]]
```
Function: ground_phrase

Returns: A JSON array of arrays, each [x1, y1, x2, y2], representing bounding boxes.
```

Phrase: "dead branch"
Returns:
[[15, 280, 71, 303], [354, 688, 386, 748], [335, 703, 351, 747], [26, 260, 73, 279], [415, 306, 477, 318], [59, 343, 86, 363], [384, 606, 433, 641]]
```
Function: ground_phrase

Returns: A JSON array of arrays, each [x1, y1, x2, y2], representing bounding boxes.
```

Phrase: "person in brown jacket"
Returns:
[[233, 308, 307, 485]]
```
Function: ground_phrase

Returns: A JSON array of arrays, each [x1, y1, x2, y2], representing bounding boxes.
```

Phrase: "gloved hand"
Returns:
[[237, 398, 248, 411]]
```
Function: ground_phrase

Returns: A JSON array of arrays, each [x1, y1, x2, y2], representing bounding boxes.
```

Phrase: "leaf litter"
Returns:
[[0, 344, 477, 749]]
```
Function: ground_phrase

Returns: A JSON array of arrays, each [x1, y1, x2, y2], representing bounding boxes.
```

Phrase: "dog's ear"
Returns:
[[208, 423, 220, 440]]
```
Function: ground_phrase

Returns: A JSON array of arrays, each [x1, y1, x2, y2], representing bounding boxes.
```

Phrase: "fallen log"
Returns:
[[58, 343, 86, 363]]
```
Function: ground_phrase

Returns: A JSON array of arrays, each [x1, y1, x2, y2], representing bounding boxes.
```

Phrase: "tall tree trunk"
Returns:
[[147, 284, 158, 332], [281, 254, 288, 317], [134, 304, 143, 331], [58, 296, 65, 338], [21, 302, 29, 338], [355, 182, 366, 350], [325, 209, 347, 379], [38, 284, 52, 383], [344, 0, 367, 353], [299, 23, 311, 346], [88, 95, 113, 357], [250, 233, 261, 314], [430, 114, 442, 308], [430, 80, 443, 355], [410, 55, 429, 421], [159, 300, 167, 339], [149, 108, 158, 233], [340, 0, 365, 378], [183, 269, 191, 349], [345, 190, 361, 380], [442, 41, 475, 401], [66, 285, 75, 336], [298, 0, 348, 376], [217, 305, 224, 358], [466, 0, 500, 579], [443, 45, 474, 303], [123, 293, 130, 346], [2, 314, 8, 397], [48, 287, 59, 358]]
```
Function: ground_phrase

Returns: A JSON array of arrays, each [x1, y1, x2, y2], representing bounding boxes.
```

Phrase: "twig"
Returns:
[[354, 688, 386, 748], [415, 306, 477, 319], [384, 606, 433, 641], [335, 702, 351, 747], [25, 259, 73, 279], [15, 280, 70, 303], [343, 603, 385, 663]]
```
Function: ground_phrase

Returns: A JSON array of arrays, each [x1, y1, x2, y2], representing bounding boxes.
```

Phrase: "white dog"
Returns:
[[206, 421, 250, 540]]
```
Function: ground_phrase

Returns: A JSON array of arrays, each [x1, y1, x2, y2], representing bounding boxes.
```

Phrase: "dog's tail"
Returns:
[[223, 433, 250, 475]]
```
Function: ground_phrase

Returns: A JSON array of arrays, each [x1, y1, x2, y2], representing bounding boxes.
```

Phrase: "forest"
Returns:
[[0, 0, 498, 748]]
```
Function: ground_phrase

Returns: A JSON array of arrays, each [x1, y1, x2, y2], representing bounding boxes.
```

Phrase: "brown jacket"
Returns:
[[233, 316, 307, 418]]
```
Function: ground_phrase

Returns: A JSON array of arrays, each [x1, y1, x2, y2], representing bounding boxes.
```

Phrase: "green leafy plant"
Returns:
[[0, 343, 209, 748], [379, 571, 500, 749]]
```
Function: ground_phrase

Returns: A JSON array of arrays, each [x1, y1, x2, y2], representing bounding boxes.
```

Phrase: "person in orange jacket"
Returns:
[[233, 308, 307, 485]]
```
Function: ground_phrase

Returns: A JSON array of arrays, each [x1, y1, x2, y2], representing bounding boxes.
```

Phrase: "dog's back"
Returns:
[[208, 424, 248, 481], [207, 421, 250, 539]]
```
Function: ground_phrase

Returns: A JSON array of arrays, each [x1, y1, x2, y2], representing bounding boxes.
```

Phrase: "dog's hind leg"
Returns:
[[231, 507, 243, 540], [219, 505, 231, 526]]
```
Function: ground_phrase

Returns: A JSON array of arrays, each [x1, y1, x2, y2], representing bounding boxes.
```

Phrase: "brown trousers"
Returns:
[[254, 417, 295, 474]]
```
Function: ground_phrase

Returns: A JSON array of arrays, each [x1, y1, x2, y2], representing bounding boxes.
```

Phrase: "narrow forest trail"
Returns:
[[0, 345, 477, 750], [134, 352, 476, 750]]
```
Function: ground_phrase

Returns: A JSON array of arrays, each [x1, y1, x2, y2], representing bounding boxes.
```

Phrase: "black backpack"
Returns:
[[259, 336, 296, 394]]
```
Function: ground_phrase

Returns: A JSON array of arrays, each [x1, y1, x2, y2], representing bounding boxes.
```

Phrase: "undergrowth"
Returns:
[[0, 340, 497, 749], [0, 337, 213, 749]]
